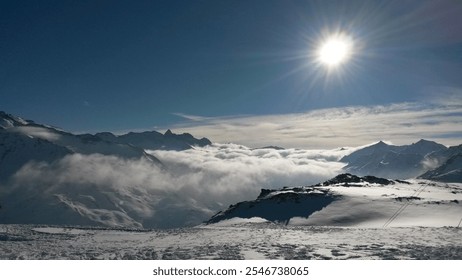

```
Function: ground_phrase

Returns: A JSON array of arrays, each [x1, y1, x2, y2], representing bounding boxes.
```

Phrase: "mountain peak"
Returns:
[[415, 139, 434, 145], [411, 139, 447, 149], [403, 139, 447, 156], [367, 141, 393, 150], [0, 111, 29, 128], [340, 138, 451, 179], [164, 129, 173, 136]]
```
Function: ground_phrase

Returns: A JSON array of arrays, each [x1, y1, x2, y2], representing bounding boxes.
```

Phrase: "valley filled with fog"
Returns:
[[1, 111, 462, 259]]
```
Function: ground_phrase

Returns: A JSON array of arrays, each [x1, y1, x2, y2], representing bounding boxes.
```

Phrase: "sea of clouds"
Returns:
[[2, 144, 352, 228]]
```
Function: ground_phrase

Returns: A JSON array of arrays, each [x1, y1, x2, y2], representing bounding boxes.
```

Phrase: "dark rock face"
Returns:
[[320, 173, 395, 186], [207, 188, 337, 225], [257, 189, 273, 199]]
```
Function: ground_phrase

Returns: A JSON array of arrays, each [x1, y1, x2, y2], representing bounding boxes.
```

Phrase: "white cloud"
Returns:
[[13, 126, 61, 141], [171, 113, 211, 122], [169, 99, 462, 149], [150, 143, 348, 190], [4, 144, 347, 228]]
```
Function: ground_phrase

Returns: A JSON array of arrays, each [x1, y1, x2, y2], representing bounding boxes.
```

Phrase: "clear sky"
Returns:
[[2, 0, 462, 148]]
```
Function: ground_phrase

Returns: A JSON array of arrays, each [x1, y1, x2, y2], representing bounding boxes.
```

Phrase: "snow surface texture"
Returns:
[[0, 224, 461, 260]]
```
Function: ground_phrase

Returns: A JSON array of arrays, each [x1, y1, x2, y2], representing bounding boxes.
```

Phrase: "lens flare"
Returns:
[[317, 35, 353, 67]]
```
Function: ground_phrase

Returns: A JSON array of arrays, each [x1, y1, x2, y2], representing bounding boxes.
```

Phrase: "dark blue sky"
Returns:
[[2, 0, 462, 134]]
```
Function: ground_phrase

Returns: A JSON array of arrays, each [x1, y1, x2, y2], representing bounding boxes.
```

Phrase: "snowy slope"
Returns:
[[419, 154, 462, 182], [418, 144, 462, 182], [0, 129, 72, 180], [1, 223, 461, 260], [207, 174, 462, 228]]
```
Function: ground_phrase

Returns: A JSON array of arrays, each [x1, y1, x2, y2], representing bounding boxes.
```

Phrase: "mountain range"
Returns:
[[0, 111, 210, 180], [1, 110, 462, 229], [340, 140, 462, 182], [3, 110, 461, 184]]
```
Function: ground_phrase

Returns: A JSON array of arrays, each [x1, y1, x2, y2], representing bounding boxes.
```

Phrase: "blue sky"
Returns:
[[2, 0, 462, 147]]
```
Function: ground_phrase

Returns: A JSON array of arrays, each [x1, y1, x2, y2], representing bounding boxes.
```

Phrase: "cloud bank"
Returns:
[[2, 144, 348, 228], [170, 96, 462, 149]]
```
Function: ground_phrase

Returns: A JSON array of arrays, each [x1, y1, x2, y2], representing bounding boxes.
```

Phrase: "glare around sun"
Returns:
[[318, 36, 352, 67]]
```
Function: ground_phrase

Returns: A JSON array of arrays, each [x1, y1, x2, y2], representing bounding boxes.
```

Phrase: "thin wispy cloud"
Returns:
[[170, 94, 462, 149], [13, 126, 61, 141], [172, 113, 211, 122]]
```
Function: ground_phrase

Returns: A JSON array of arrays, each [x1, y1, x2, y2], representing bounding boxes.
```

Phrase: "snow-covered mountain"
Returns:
[[0, 111, 213, 228], [0, 111, 163, 180], [419, 153, 462, 182], [1, 111, 161, 158], [340, 140, 448, 179], [0, 111, 212, 179], [207, 173, 462, 227]]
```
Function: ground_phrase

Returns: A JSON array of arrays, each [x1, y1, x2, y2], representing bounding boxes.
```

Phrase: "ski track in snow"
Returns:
[[0, 224, 461, 260]]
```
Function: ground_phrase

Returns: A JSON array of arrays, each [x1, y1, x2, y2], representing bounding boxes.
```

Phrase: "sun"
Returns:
[[317, 35, 353, 67]]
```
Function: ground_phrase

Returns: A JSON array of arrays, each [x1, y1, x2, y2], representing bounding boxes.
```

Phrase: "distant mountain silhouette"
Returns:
[[96, 129, 211, 151]]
